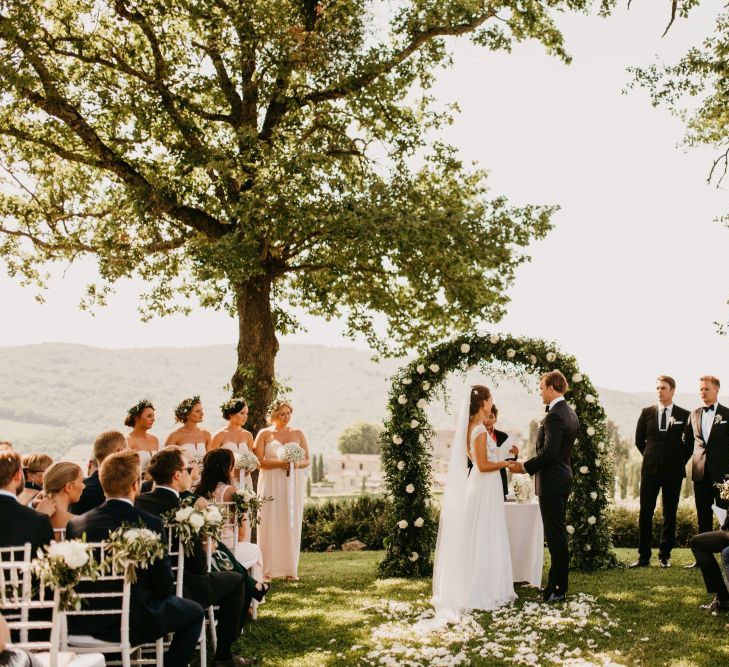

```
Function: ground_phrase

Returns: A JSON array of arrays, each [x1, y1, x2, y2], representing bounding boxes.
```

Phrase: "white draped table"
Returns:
[[504, 501, 544, 586]]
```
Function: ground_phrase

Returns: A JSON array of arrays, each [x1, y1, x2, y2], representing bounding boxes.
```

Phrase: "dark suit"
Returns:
[[0, 493, 54, 553], [690, 513, 729, 602], [523, 399, 579, 595], [69, 470, 105, 515], [134, 488, 247, 661], [66, 499, 204, 667], [687, 404, 729, 534], [635, 404, 692, 561]]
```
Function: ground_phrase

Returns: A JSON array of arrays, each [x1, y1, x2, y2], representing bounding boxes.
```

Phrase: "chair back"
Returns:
[[0, 543, 59, 662], [211, 501, 238, 551], [166, 532, 185, 598]]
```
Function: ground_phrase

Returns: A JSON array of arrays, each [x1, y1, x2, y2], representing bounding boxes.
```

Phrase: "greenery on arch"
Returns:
[[378, 332, 619, 578]]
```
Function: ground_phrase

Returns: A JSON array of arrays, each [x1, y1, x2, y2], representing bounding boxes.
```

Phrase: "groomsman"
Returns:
[[686, 376, 729, 539], [630, 376, 692, 568]]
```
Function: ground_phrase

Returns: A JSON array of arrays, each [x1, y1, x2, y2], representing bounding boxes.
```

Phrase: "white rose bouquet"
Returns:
[[716, 479, 729, 502], [33, 540, 100, 610], [232, 488, 272, 529], [163, 501, 208, 555], [105, 522, 165, 584], [234, 450, 260, 473], [201, 505, 224, 543], [512, 478, 533, 503]]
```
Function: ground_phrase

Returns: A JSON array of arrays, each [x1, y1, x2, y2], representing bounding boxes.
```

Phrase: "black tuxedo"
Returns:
[[687, 404, 729, 534], [634, 404, 692, 561], [66, 499, 203, 667], [523, 399, 579, 595], [69, 470, 105, 515], [467, 429, 510, 497], [0, 494, 54, 553], [134, 488, 248, 661]]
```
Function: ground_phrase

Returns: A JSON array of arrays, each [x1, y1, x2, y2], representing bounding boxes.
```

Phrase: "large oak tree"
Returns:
[[0, 0, 613, 430]]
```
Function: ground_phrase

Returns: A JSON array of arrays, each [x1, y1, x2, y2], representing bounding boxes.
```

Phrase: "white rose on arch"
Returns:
[[416, 364, 425, 374], [546, 352, 556, 363], [405, 484, 415, 494], [414, 517, 424, 528], [397, 395, 407, 405], [585, 394, 596, 404], [587, 516, 597, 525], [429, 364, 440, 373], [402, 378, 412, 385], [529, 355, 537, 365], [590, 491, 598, 500], [392, 435, 403, 445], [579, 466, 589, 474], [410, 419, 420, 428], [490, 333, 499, 344], [572, 373, 583, 383], [398, 520, 408, 529], [566, 525, 575, 535], [416, 399, 427, 409], [397, 461, 405, 470], [507, 349, 516, 358], [422, 382, 431, 391], [460, 343, 471, 354], [586, 426, 596, 436], [409, 552, 419, 562]]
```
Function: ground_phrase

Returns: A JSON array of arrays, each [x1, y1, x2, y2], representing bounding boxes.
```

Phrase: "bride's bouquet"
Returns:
[[105, 521, 165, 584], [232, 488, 272, 529], [512, 478, 533, 503], [33, 540, 100, 610], [234, 450, 260, 473], [277, 443, 305, 477]]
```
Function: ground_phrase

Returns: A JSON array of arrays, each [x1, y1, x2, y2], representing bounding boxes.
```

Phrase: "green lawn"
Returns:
[[237, 548, 729, 666]]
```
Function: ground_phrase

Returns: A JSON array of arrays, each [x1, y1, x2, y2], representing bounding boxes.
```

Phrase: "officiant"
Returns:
[[484, 405, 517, 498]]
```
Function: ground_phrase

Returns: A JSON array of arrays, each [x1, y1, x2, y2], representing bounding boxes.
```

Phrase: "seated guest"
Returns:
[[0, 449, 54, 553], [69, 430, 126, 515], [66, 450, 205, 667], [0, 612, 41, 667], [690, 512, 729, 612], [135, 449, 258, 667], [43, 462, 85, 539], [18, 454, 53, 506]]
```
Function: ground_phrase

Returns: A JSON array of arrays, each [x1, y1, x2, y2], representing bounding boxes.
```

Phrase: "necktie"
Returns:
[[704, 405, 715, 413], [660, 408, 667, 431]]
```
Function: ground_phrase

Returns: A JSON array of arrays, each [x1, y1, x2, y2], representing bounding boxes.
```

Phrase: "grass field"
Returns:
[[238, 548, 729, 666]]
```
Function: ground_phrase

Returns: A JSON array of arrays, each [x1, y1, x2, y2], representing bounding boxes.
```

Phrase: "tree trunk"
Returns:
[[231, 273, 279, 435]]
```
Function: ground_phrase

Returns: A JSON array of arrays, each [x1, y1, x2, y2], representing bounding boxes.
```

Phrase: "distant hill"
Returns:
[[0, 343, 712, 462]]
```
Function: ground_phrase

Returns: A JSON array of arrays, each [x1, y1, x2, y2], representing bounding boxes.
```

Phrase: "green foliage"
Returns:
[[607, 502, 706, 549], [337, 421, 383, 455], [301, 496, 397, 551], [380, 333, 618, 578]]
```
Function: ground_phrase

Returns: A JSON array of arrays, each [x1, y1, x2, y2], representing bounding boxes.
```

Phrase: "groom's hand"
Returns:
[[508, 461, 526, 474]]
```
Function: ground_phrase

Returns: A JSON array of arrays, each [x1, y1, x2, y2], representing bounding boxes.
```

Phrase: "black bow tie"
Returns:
[[704, 405, 715, 412], [545, 406, 550, 413]]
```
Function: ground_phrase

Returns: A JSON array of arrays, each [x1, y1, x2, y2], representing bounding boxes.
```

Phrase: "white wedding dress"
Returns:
[[426, 389, 516, 627]]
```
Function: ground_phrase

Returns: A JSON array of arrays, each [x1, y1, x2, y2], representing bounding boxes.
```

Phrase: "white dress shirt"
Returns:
[[701, 402, 719, 443], [658, 403, 673, 432], [548, 396, 565, 411], [0, 489, 18, 501], [156, 486, 180, 498]]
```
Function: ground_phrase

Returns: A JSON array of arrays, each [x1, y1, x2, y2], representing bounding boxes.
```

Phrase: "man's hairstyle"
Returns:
[[0, 449, 22, 488], [490, 404, 499, 419], [700, 375, 721, 389], [147, 448, 185, 486], [541, 370, 569, 394], [93, 431, 127, 464], [99, 450, 140, 497], [24, 453, 53, 475], [656, 375, 676, 391]]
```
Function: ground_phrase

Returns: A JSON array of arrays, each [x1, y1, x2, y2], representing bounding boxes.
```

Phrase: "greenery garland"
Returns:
[[378, 333, 618, 578]]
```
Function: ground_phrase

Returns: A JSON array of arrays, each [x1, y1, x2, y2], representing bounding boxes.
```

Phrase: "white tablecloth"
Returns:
[[505, 501, 544, 586]]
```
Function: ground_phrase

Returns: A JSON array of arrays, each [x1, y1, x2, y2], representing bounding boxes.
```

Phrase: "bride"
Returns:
[[431, 384, 517, 622]]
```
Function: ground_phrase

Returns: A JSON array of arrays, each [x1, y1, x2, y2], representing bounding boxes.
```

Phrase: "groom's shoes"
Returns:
[[544, 591, 566, 604], [628, 559, 649, 569], [700, 597, 729, 613]]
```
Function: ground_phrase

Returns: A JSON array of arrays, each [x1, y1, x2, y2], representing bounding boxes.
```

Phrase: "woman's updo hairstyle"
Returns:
[[43, 462, 83, 496], [221, 397, 247, 420], [125, 399, 155, 428], [469, 385, 492, 417], [174, 396, 201, 423], [267, 400, 293, 424]]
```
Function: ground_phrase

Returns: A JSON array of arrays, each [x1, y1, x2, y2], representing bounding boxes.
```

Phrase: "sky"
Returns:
[[1, 3, 728, 394]]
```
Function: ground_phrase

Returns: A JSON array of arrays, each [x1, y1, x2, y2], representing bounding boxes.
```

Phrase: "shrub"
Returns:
[[606, 501, 713, 548], [301, 496, 390, 551]]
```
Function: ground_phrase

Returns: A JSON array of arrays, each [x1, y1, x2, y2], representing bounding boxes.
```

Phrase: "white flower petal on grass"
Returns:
[[460, 343, 470, 354]]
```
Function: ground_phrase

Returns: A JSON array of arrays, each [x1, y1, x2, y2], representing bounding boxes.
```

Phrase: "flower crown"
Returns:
[[174, 395, 201, 423], [220, 396, 247, 416], [127, 398, 154, 421]]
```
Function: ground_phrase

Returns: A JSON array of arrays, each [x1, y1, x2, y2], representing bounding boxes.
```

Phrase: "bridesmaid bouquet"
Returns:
[[33, 539, 100, 610], [232, 488, 272, 529], [105, 521, 165, 584], [277, 443, 305, 476], [716, 479, 729, 501], [234, 450, 260, 473]]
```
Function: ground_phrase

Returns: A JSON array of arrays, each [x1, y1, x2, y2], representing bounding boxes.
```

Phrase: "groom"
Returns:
[[511, 370, 579, 603]]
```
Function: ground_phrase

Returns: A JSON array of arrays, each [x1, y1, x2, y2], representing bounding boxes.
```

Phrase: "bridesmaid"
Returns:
[[18, 454, 52, 506], [125, 399, 159, 474], [43, 462, 85, 540], [165, 396, 212, 462], [254, 400, 310, 581]]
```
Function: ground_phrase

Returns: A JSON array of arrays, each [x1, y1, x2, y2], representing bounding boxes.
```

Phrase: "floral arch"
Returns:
[[378, 333, 618, 578]]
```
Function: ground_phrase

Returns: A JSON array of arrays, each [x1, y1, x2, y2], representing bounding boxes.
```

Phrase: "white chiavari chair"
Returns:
[[59, 542, 162, 667]]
